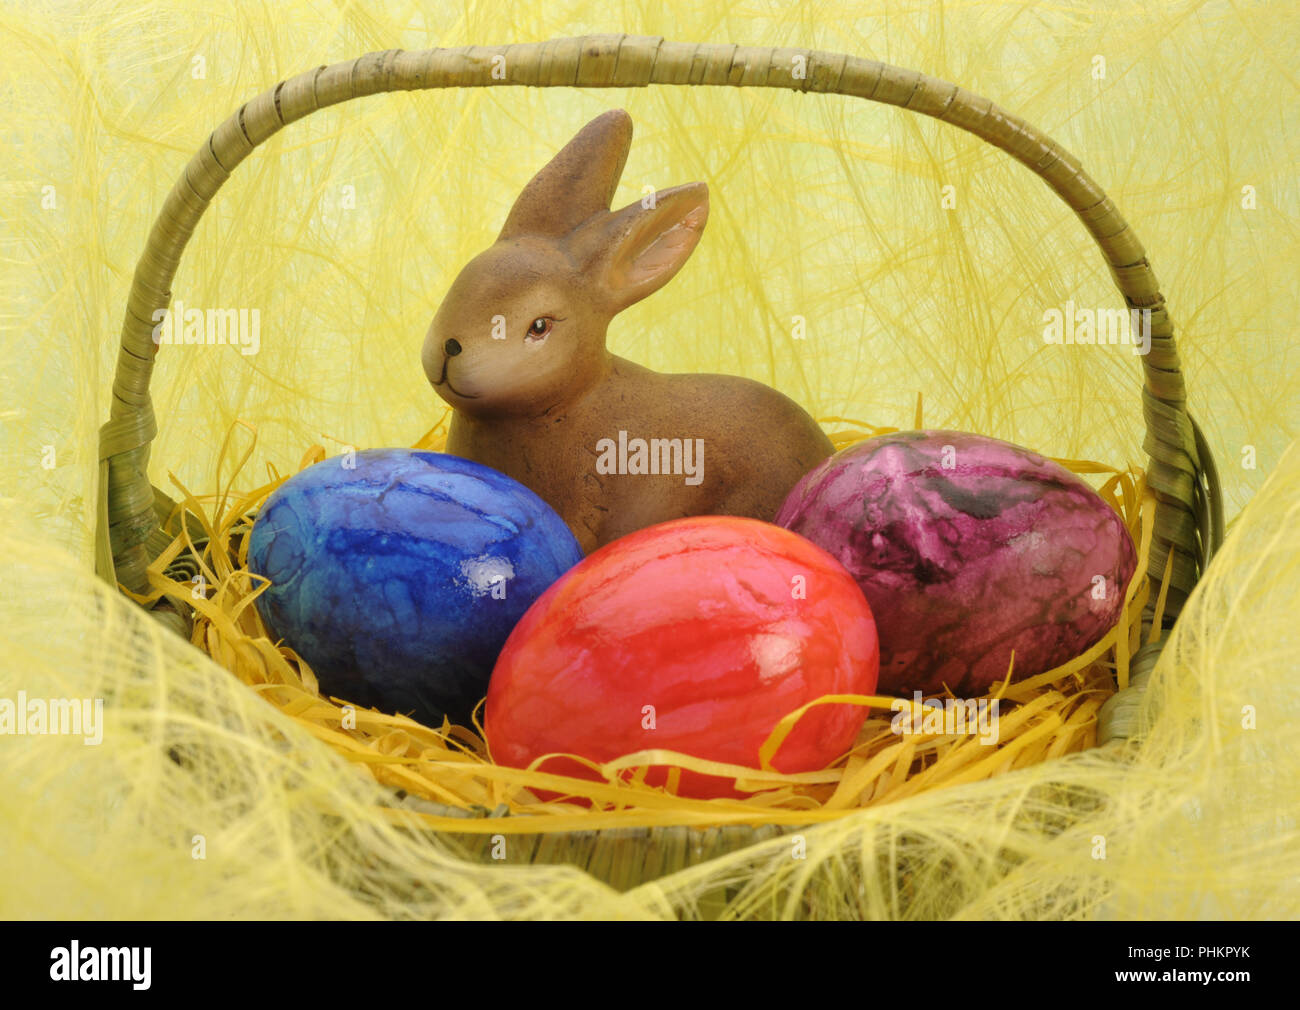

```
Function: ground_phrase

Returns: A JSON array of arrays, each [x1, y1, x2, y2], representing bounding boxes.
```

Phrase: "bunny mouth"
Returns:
[[436, 359, 480, 400]]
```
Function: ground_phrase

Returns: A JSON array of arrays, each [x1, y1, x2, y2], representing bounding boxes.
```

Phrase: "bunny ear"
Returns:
[[497, 109, 634, 241], [572, 182, 709, 315]]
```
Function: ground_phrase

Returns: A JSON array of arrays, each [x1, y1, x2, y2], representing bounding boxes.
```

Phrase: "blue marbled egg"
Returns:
[[247, 448, 584, 727]]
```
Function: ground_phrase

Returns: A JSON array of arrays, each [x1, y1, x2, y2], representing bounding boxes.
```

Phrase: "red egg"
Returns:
[[485, 517, 879, 799]]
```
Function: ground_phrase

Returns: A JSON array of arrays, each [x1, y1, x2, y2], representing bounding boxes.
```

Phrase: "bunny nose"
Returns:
[[444, 338, 462, 357]]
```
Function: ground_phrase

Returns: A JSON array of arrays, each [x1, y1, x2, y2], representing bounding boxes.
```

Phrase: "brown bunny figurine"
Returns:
[[422, 109, 834, 553]]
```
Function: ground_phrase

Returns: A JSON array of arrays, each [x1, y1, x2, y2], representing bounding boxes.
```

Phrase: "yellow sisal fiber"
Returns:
[[2, 0, 1298, 919]]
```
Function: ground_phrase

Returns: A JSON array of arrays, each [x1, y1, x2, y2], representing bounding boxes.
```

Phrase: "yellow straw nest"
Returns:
[[124, 405, 1163, 838]]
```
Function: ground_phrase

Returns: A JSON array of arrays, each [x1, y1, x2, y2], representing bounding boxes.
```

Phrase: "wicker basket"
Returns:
[[95, 34, 1223, 900]]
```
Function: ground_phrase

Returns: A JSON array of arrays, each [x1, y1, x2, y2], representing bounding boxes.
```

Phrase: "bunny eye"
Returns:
[[525, 316, 555, 343]]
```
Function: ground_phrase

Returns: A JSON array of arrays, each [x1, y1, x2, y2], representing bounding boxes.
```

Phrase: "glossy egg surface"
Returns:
[[248, 448, 584, 726], [775, 430, 1136, 695]]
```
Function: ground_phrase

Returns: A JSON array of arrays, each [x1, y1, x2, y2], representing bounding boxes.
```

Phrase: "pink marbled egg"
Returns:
[[775, 430, 1136, 696]]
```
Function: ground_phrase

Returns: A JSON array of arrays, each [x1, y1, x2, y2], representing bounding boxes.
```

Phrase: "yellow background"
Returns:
[[1, 0, 1297, 918]]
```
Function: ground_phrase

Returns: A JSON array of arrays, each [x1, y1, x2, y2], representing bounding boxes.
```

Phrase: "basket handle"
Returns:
[[97, 34, 1222, 638]]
